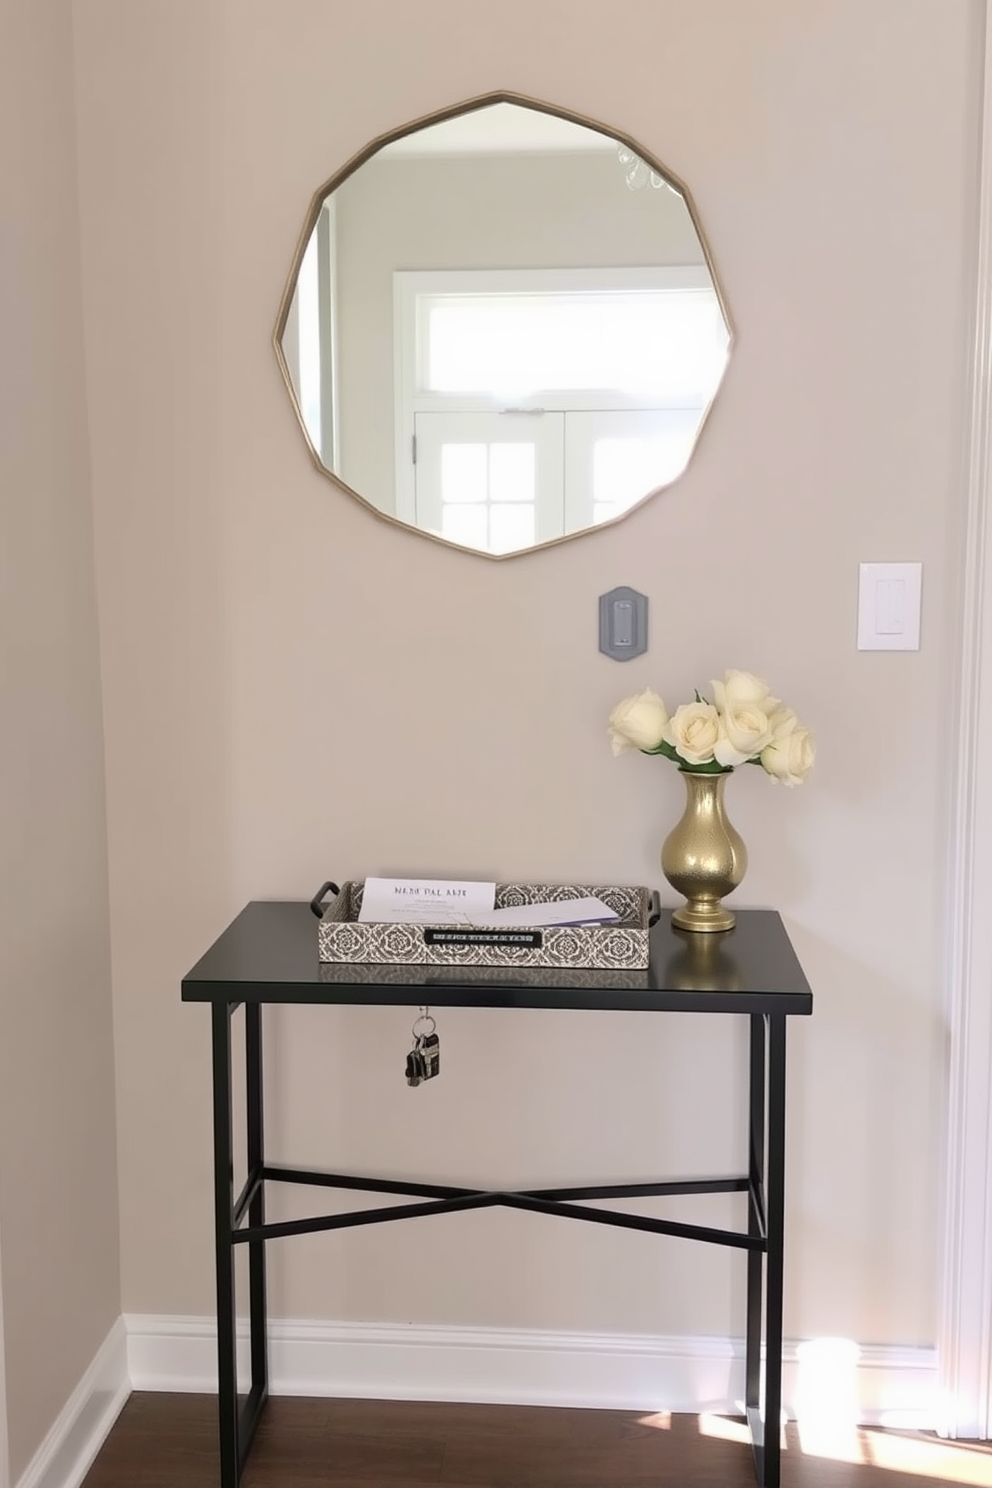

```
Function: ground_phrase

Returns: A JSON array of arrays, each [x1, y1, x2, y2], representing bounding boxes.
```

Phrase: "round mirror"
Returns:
[[275, 93, 732, 559]]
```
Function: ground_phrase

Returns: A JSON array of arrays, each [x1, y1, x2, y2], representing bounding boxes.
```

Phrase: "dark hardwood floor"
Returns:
[[79, 1393, 992, 1487]]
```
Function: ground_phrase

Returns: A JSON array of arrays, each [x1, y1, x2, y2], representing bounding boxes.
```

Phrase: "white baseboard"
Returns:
[[124, 1313, 938, 1427], [14, 1319, 129, 1488], [0, 1311, 942, 1488]]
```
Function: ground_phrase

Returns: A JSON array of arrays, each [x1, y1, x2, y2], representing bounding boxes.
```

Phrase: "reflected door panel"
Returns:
[[413, 411, 565, 554], [563, 409, 704, 529], [412, 408, 703, 552]]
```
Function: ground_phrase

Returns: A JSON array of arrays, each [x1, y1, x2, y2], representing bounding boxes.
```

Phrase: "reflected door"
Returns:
[[412, 407, 704, 553], [413, 411, 565, 555], [564, 409, 703, 529]]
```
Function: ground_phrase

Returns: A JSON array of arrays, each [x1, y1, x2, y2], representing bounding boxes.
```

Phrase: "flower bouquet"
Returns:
[[608, 670, 814, 785], [608, 671, 814, 932]]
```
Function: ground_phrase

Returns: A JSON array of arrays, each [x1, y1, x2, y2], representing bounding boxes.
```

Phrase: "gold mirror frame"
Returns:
[[273, 90, 734, 559]]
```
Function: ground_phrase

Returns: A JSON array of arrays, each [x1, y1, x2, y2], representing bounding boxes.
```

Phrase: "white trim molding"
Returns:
[[124, 1313, 937, 1428], [938, 0, 992, 1443], [12, 1320, 128, 1488], [0, 1232, 8, 1488]]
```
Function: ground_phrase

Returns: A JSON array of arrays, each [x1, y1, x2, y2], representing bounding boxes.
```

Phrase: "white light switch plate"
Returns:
[[858, 562, 922, 650]]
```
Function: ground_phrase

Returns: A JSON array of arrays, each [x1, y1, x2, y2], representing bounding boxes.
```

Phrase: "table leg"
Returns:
[[762, 1014, 787, 1488], [211, 1002, 238, 1488], [245, 1002, 269, 1408], [746, 1013, 787, 1488], [746, 1013, 766, 1426]]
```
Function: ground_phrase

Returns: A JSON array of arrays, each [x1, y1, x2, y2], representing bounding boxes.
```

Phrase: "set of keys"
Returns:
[[405, 1008, 440, 1087]]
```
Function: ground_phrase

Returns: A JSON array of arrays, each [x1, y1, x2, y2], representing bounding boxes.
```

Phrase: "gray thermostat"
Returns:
[[599, 586, 648, 661]]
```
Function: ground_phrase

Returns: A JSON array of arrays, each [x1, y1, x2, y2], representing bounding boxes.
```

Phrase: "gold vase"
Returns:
[[661, 770, 747, 933]]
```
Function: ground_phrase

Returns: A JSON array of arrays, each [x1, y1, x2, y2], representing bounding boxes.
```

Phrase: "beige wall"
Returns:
[[0, 0, 120, 1478], [72, 0, 981, 1353]]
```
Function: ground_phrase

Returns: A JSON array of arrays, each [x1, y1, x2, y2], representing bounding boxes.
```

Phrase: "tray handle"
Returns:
[[310, 881, 341, 919], [648, 889, 662, 927]]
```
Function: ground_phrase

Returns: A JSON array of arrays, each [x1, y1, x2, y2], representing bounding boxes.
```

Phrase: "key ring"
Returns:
[[412, 1006, 435, 1039]]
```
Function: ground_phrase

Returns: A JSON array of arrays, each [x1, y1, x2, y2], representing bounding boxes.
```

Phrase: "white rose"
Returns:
[[711, 669, 776, 714], [664, 701, 721, 767], [608, 688, 669, 755], [714, 702, 775, 768], [760, 725, 816, 786], [766, 705, 798, 740]]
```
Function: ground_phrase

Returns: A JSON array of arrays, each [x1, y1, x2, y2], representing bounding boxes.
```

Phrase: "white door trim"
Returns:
[[937, 0, 992, 1441], [0, 1227, 9, 1488]]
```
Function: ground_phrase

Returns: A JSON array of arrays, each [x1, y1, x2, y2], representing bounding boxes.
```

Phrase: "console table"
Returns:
[[182, 901, 813, 1488]]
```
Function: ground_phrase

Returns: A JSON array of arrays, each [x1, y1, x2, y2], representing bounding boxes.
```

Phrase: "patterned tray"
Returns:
[[312, 881, 657, 971]]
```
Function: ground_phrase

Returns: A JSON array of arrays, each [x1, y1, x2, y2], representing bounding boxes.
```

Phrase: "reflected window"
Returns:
[[418, 279, 727, 399], [296, 231, 322, 451]]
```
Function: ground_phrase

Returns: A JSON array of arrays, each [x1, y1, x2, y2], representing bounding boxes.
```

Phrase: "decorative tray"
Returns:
[[311, 881, 659, 971]]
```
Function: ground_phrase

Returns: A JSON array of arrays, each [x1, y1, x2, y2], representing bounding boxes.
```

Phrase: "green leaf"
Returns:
[[643, 739, 731, 773]]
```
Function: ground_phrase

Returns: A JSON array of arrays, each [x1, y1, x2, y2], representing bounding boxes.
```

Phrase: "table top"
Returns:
[[182, 902, 813, 1015]]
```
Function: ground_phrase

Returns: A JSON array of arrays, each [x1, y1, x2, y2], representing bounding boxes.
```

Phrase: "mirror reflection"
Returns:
[[276, 96, 732, 558]]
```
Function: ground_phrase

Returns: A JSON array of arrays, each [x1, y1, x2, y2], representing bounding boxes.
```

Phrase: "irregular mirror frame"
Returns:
[[274, 92, 732, 560]]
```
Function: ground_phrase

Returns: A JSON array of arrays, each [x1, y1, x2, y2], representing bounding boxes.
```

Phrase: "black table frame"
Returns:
[[185, 903, 812, 1488]]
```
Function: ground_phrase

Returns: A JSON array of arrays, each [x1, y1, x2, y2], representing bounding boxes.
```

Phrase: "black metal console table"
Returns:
[[182, 901, 813, 1488]]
